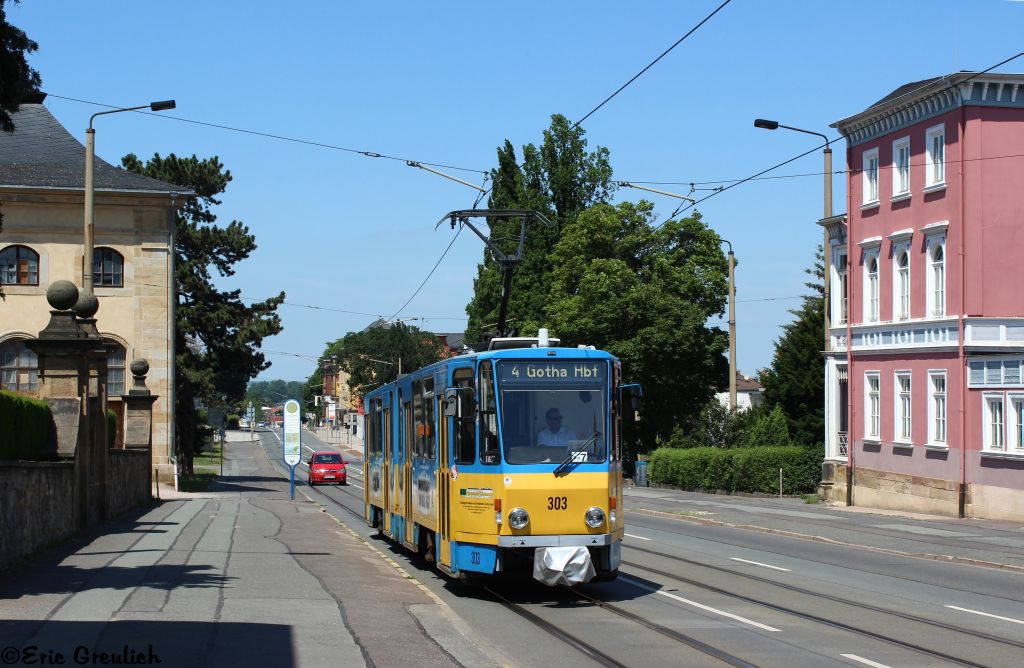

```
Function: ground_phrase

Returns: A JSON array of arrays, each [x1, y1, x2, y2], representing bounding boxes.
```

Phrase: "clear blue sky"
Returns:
[[12, 1, 1024, 384]]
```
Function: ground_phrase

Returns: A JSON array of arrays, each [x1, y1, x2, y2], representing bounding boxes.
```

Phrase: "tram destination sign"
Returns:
[[500, 361, 605, 384]]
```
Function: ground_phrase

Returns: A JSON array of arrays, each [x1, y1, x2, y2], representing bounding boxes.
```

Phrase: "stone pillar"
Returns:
[[74, 291, 111, 523], [121, 360, 159, 496], [25, 281, 100, 529]]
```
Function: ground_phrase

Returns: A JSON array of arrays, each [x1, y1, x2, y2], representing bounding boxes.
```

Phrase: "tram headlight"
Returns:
[[585, 507, 606, 529], [508, 507, 530, 530]]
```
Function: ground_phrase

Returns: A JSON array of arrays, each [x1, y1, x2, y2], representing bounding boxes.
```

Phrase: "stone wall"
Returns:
[[851, 466, 960, 517], [0, 461, 76, 572], [107, 449, 151, 518]]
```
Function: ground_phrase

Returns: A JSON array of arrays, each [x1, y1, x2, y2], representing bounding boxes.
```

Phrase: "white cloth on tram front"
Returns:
[[532, 546, 596, 586]]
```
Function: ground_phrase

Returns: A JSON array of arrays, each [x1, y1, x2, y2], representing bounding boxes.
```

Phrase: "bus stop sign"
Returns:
[[283, 399, 301, 466]]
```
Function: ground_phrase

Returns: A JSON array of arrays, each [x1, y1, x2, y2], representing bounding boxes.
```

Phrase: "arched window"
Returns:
[[896, 250, 910, 319], [93, 247, 124, 288], [867, 256, 879, 322], [0, 338, 38, 392], [932, 244, 945, 316], [106, 341, 127, 396], [0, 245, 39, 286]]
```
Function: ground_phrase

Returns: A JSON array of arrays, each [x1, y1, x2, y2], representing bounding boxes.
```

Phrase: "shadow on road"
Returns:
[[0, 620, 296, 667]]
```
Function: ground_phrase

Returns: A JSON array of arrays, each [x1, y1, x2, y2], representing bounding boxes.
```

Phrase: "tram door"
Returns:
[[437, 392, 451, 569], [402, 396, 414, 548], [381, 402, 392, 536], [393, 395, 406, 532]]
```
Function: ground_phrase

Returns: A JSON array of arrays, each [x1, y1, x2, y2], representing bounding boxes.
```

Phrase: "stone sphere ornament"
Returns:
[[46, 280, 79, 311], [73, 290, 100, 319], [130, 359, 150, 377]]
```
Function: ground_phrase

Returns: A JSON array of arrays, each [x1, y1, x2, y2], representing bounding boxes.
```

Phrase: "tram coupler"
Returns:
[[532, 546, 597, 586]]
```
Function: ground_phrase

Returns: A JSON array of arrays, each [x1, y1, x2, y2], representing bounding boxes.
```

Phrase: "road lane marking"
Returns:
[[624, 533, 651, 541], [620, 574, 781, 632], [730, 557, 790, 572], [347, 482, 363, 489], [946, 605, 1024, 625], [840, 654, 891, 668]]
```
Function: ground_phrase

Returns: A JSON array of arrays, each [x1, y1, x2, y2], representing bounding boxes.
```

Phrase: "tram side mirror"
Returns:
[[622, 384, 644, 420], [443, 388, 459, 417]]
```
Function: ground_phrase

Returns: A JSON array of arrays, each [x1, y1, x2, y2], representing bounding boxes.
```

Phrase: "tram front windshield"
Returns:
[[497, 360, 607, 465]]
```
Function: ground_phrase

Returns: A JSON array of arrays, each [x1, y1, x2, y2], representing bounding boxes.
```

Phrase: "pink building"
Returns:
[[821, 72, 1024, 520]]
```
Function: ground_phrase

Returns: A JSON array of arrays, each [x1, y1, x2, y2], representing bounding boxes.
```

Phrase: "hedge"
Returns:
[[648, 444, 824, 495], [107, 409, 118, 449], [0, 390, 54, 460]]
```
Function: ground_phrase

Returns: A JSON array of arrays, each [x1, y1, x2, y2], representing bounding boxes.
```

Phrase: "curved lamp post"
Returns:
[[83, 100, 176, 292]]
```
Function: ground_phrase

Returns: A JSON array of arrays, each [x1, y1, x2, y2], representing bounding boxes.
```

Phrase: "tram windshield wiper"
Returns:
[[553, 431, 600, 477]]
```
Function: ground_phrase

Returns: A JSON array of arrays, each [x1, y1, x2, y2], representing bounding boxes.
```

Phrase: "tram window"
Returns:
[[611, 365, 621, 462], [412, 380, 424, 457], [424, 378, 436, 460], [478, 361, 500, 465], [402, 400, 411, 460], [452, 369, 476, 464]]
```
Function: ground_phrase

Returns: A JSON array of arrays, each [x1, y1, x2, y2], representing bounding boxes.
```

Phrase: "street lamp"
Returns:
[[83, 100, 176, 292], [680, 231, 737, 411], [754, 118, 834, 348]]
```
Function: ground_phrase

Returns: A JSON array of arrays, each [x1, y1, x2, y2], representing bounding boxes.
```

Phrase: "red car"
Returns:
[[308, 450, 347, 486]]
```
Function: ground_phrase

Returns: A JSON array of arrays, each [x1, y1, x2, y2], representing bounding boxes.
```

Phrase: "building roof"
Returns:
[[0, 103, 192, 194], [831, 71, 1024, 145], [736, 373, 763, 393]]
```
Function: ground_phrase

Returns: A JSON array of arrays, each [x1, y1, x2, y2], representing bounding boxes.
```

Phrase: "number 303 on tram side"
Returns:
[[362, 338, 642, 586]]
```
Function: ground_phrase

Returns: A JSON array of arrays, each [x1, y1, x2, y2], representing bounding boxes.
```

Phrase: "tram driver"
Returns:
[[537, 407, 577, 448]]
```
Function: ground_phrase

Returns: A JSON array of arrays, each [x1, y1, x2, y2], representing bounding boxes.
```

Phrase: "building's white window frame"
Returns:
[[833, 246, 848, 326], [893, 243, 911, 320], [865, 372, 881, 441], [928, 371, 947, 446], [983, 392, 1005, 452], [892, 136, 911, 198], [925, 124, 945, 189], [894, 371, 912, 443], [1008, 392, 1024, 452], [925, 235, 946, 318], [863, 248, 880, 323], [863, 147, 880, 206]]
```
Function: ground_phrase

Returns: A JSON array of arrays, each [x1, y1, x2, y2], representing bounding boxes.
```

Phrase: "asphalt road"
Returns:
[[257, 429, 1024, 668]]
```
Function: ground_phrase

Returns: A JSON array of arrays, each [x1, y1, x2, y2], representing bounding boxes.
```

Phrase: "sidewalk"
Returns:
[[0, 437, 497, 668], [625, 486, 1024, 571]]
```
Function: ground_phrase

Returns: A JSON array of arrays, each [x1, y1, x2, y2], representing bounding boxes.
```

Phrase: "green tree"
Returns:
[[0, 0, 41, 133], [464, 114, 614, 342], [759, 246, 825, 446], [309, 323, 445, 401], [671, 400, 766, 449], [546, 201, 730, 459], [123, 153, 284, 473], [246, 379, 304, 416], [744, 404, 792, 448]]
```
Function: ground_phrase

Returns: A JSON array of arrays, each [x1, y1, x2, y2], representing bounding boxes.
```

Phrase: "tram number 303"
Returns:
[[547, 496, 568, 510]]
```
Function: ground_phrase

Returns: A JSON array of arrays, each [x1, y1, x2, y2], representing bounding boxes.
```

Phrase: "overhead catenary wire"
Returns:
[[44, 92, 488, 175], [653, 50, 1024, 225], [573, 0, 733, 128]]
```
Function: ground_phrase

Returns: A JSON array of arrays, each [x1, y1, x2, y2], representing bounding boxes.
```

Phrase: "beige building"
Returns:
[[0, 100, 190, 476]]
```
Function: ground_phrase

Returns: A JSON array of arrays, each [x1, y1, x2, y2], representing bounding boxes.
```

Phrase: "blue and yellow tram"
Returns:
[[362, 336, 639, 585]]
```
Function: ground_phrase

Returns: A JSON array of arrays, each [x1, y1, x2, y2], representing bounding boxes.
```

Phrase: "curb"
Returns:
[[628, 507, 1024, 574]]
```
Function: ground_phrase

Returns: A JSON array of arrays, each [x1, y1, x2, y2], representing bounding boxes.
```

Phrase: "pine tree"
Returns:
[[759, 246, 825, 446], [0, 0, 41, 133], [122, 153, 284, 472]]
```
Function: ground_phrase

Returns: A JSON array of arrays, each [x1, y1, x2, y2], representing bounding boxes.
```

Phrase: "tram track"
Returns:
[[620, 545, 1009, 667], [624, 542, 1024, 653], [263, 436, 1000, 666]]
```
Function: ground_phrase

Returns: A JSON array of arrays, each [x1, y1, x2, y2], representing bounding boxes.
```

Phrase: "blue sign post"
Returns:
[[283, 399, 301, 500]]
